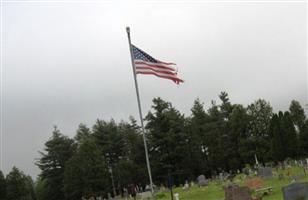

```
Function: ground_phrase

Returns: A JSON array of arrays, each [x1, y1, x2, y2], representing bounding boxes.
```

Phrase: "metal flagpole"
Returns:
[[126, 26, 154, 195]]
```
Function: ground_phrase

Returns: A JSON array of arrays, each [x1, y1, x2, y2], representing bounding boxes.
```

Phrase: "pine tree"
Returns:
[[269, 114, 283, 162], [74, 123, 91, 145], [64, 138, 109, 199], [205, 101, 225, 174], [117, 119, 147, 186], [35, 177, 47, 200], [189, 98, 210, 176], [289, 100, 307, 158], [289, 100, 306, 131], [299, 120, 308, 157], [227, 104, 249, 171], [36, 127, 76, 200], [6, 167, 32, 200], [282, 112, 298, 159], [247, 99, 273, 163], [0, 170, 6, 200], [145, 98, 188, 184], [92, 119, 125, 167]]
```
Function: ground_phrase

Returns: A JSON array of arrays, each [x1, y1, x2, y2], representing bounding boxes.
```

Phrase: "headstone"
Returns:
[[219, 173, 224, 181], [174, 193, 180, 200], [145, 184, 151, 191], [243, 168, 249, 175], [159, 185, 166, 192], [224, 184, 252, 200], [197, 175, 208, 187], [282, 182, 308, 200], [257, 167, 273, 179], [182, 180, 189, 191], [140, 191, 152, 200], [190, 181, 194, 187]]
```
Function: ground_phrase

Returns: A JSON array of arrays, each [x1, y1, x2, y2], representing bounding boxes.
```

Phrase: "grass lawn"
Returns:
[[144, 166, 308, 200]]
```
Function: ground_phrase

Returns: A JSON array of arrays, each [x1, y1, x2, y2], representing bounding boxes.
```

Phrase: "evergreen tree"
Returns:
[[145, 98, 188, 184], [219, 92, 233, 120], [64, 138, 109, 199], [92, 119, 126, 195], [227, 105, 249, 171], [269, 112, 298, 161], [218, 92, 235, 171], [116, 119, 147, 187], [74, 123, 91, 146], [205, 101, 225, 174], [6, 167, 32, 200], [0, 170, 6, 200], [189, 98, 210, 176], [36, 127, 76, 200], [25, 175, 36, 200], [92, 119, 125, 168], [289, 100, 307, 158], [269, 112, 285, 162], [299, 120, 308, 157], [281, 111, 298, 159], [247, 99, 273, 163], [289, 100, 306, 131], [35, 177, 47, 200]]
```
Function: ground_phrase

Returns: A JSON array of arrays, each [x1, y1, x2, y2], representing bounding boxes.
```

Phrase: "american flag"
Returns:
[[132, 44, 184, 84]]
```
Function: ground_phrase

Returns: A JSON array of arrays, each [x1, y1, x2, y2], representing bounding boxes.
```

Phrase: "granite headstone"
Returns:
[[282, 182, 308, 200], [197, 175, 208, 187], [224, 184, 252, 200], [257, 167, 273, 179]]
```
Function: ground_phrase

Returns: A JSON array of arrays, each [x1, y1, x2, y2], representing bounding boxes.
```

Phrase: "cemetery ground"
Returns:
[[134, 166, 308, 200]]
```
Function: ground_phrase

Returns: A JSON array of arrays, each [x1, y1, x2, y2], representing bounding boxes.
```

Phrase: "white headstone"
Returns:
[[174, 193, 180, 200]]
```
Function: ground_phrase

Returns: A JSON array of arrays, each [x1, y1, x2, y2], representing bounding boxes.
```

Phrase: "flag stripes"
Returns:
[[132, 45, 184, 84]]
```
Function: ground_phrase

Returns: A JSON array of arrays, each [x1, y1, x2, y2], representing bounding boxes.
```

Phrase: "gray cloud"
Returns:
[[1, 1, 306, 178]]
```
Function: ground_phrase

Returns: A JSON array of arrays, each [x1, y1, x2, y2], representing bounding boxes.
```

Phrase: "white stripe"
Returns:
[[134, 59, 176, 70], [136, 69, 180, 79], [135, 65, 177, 74]]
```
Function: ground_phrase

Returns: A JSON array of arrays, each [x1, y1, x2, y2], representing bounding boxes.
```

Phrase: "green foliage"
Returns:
[[31, 92, 307, 199], [299, 120, 308, 157], [74, 123, 91, 146], [6, 167, 34, 200], [92, 119, 125, 166], [145, 97, 188, 184], [35, 177, 47, 200], [269, 111, 299, 162], [64, 138, 109, 199], [188, 98, 210, 176], [289, 100, 306, 130], [0, 170, 6, 200], [36, 127, 76, 200], [247, 99, 273, 163]]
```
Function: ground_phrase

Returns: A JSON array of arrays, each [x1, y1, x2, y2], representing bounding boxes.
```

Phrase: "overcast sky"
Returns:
[[1, 0, 307, 178]]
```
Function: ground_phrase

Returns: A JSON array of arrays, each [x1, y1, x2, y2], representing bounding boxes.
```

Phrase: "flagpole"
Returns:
[[126, 26, 154, 195]]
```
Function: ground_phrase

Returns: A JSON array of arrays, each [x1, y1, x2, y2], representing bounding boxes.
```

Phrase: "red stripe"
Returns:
[[134, 60, 176, 71], [136, 66, 176, 75], [136, 69, 179, 79], [136, 71, 184, 84]]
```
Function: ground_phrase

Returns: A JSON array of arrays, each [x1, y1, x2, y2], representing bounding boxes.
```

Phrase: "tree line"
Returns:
[[1, 92, 307, 200]]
